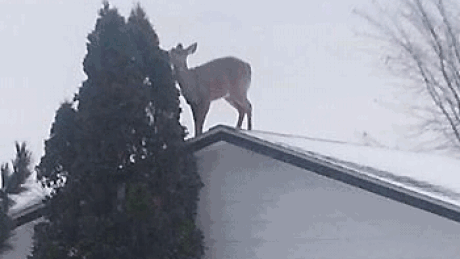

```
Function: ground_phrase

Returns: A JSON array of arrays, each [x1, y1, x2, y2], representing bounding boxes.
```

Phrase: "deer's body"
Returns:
[[170, 43, 252, 136]]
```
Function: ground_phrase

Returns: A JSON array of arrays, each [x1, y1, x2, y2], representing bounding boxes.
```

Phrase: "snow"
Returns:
[[7, 173, 49, 216], [245, 130, 460, 208]]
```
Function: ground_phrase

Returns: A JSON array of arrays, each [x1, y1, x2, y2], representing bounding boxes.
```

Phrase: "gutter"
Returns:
[[8, 201, 45, 228]]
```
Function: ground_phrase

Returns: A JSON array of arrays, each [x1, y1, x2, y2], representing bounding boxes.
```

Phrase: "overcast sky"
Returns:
[[0, 0, 421, 166]]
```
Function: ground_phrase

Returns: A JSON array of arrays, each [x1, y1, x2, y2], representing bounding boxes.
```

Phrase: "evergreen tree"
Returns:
[[0, 142, 33, 253], [1, 142, 33, 198], [31, 3, 203, 259]]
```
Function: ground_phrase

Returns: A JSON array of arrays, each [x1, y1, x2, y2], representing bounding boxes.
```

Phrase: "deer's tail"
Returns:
[[244, 62, 252, 91]]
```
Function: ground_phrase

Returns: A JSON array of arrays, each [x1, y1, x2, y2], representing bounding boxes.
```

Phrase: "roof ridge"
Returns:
[[245, 128, 385, 148], [204, 125, 391, 149]]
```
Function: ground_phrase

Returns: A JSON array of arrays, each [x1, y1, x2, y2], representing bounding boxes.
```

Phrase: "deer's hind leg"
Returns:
[[225, 98, 245, 129], [245, 99, 252, 130], [225, 97, 252, 130]]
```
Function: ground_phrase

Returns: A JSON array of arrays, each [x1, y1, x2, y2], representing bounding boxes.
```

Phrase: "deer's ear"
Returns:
[[187, 42, 198, 54]]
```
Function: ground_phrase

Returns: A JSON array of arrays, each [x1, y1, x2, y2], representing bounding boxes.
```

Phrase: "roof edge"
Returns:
[[9, 202, 45, 229]]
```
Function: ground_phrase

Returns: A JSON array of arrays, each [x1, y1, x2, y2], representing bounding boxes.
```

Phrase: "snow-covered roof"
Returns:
[[9, 125, 460, 225], [190, 125, 460, 222], [8, 173, 48, 222], [245, 130, 460, 207]]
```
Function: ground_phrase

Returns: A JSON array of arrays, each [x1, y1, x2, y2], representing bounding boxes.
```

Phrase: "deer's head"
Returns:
[[169, 43, 197, 69]]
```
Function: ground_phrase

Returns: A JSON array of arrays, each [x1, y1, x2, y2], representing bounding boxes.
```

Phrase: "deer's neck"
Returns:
[[174, 66, 201, 104]]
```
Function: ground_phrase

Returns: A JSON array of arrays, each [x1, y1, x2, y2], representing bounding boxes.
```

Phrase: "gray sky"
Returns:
[[0, 0, 417, 165]]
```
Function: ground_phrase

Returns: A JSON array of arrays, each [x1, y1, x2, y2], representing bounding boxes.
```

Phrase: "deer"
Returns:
[[168, 42, 252, 137]]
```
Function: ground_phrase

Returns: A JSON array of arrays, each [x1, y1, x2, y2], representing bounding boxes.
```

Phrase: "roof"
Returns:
[[9, 125, 460, 227], [188, 125, 460, 223], [8, 177, 48, 228]]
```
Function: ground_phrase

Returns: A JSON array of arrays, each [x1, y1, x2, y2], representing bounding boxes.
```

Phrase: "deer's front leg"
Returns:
[[191, 101, 210, 137]]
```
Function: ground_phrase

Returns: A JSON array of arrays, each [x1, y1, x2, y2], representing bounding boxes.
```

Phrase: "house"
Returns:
[[4, 125, 460, 258], [190, 125, 460, 258]]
